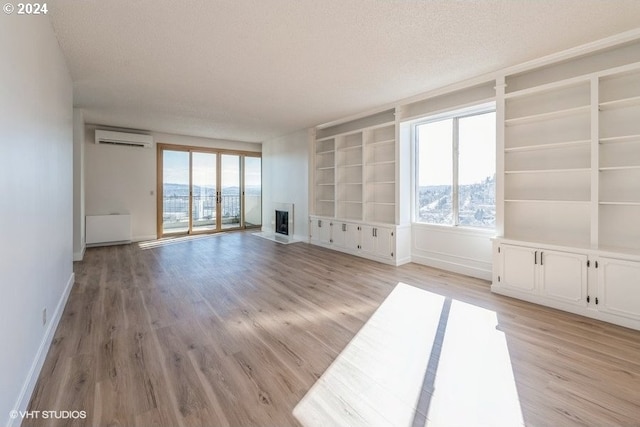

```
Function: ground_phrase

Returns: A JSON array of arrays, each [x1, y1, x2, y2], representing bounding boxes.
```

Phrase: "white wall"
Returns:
[[412, 226, 493, 280], [0, 16, 74, 427], [73, 109, 85, 260], [262, 129, 310, 240], [84, 128, 261, 241]]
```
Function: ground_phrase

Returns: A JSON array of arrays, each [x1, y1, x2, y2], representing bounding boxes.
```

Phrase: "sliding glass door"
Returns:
[[221, 154, 241, 229], [244, 156, 262, 227], [162, 150, 190, 234], [192, 152, 217, 232], [158, 145, 260, 237]]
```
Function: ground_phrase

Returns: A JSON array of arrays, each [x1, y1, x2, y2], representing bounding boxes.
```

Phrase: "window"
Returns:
[[415, 106, 495, 228]]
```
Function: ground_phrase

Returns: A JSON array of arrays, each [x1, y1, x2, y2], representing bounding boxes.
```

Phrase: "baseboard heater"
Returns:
[[86, 214, 132, 246]]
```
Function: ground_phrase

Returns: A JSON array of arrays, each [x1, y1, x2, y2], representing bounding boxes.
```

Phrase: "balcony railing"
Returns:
[[162, 194, 260, 230]]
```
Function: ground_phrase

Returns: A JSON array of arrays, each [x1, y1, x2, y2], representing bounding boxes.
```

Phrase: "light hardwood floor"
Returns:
[[25, 231, 640, 426]]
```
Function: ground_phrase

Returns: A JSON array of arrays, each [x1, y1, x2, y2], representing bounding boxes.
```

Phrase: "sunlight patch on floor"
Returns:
[[293, 282, 523, 427], [137, 233, 225, 250]]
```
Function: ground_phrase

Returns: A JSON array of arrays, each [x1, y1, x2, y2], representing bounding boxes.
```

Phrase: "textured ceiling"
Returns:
[[48, 0, 640, 143]]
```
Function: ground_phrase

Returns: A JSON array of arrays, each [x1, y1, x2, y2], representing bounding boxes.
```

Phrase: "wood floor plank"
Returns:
[[24, 231, 640, 427]]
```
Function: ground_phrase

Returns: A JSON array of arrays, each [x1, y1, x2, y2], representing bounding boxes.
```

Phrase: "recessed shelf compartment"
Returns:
[[600, 68, 640, 104], [600, 104, 640, 139], [504, 201, 590, 248], [365, 203, 395, 224], [504, 139, 590, 153], [600, 204, 640, 251], [600, 168, 640, 204], [338, 132, 363, 150], [505, 105, 590, 126], [506, 82, 589, 121], [505, 142, 590, 171], [505, 113, 590, 149], [599, 95, 640, 110], [505, 169, 590, 202]]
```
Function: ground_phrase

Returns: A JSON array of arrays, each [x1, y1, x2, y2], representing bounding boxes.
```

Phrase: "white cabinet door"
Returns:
[[345, 223, 360, 251], [332, 222, 346, 248], [499, 244, 537, 293], [597, 257, 640, 321], [309, 218, 320, 243], [374, 226, 394, 259], [540, 250, 587, 306], [359, 225, 394, 259], [309, 217, 331, 244], [360, 225, 376, 254]]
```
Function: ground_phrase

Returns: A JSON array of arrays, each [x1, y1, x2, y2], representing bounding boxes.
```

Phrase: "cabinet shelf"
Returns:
[[505, 168, 590, 174], [317, 199, 334, 203], [599, 134, 640, 144], [341, 182, 362, 185], [504, 139, 590, 153], [368, 138, 395, 147], [505, 75, 590, 99], [339, 163, 363, 168], [599, 95, 640, 110], [599, 201, 640, 206], [368, 180, 395, 185], [367, 160, 395, 166], [316, 149, 335, 155], [338, 145, 363, 152], [339, 200, 363, 204], [317, 166, 335, 170], [505, 199, 589, 204], [316, 183, 335, 186], [505, 105, 590, 126], [367, 202, 395, 206], [599, 165, 640, 171]]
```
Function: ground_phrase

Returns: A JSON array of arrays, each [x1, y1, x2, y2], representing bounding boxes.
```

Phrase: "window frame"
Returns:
[[412, 102, 496, 229]]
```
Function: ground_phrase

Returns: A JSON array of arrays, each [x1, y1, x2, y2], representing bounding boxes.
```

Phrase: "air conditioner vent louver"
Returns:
[[95, 130, 153, 148]]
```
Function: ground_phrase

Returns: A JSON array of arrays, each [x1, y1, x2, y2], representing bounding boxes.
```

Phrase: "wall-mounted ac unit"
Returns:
[[95, 130, 153, 148]]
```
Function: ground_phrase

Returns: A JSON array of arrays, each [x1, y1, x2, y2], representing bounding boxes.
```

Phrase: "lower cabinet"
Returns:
[[360, 225, 395, 260], [597, 257, 640, 321], [332, 221, 360, 251], [309, 216, 404, 265], [309, 218, 331, 245], [497, 244, 587, 306], [493, 239, 640, 331], [540, 250, 588, 306]]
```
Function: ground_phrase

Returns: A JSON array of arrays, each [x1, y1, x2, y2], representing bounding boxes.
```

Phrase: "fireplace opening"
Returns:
[[275, 210, 289, 235]]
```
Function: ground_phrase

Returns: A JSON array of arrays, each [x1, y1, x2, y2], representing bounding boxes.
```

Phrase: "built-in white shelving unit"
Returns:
[[598, 67, 640, 252], [310, 110, 411, 265], [503, 78, 592, 247], [493, 39, 640, 331], [313, 137, 335, 217]]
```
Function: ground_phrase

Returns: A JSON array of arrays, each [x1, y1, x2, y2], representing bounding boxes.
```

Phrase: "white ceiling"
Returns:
[[49, 0, 640, 143]]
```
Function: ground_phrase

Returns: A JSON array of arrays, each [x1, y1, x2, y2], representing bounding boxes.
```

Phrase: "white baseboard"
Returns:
[[412, 253, 492, 281], [73, 244, 85, 262], [7, 272, 75, 427]]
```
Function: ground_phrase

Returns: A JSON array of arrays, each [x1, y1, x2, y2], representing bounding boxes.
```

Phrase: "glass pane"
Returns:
[[244, 157, 262, 227], [416, 119, 453, 225], [458, 112, 496, 228], [192, 152, 217, 232], [221, 154, 241, 229], [162, 150, 190, 234]]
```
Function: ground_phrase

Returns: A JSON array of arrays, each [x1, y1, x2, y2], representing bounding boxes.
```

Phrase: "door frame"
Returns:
[[156, 143, 261, 238]]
